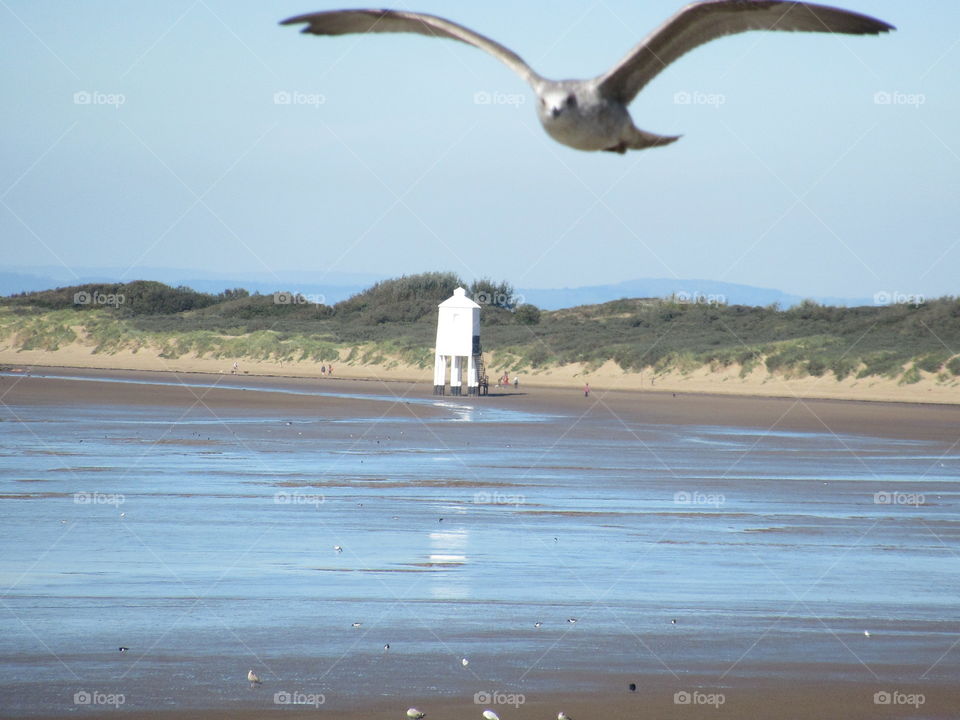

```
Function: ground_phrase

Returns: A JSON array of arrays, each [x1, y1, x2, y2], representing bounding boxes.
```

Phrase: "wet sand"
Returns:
[[0, 367, 445, 420], [3, 367, 959, 719], [22, 679, 960, 720], [4, 366, 959, 444]]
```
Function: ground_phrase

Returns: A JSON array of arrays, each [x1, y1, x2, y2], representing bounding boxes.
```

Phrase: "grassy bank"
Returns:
[[2, 275, 959, 389]]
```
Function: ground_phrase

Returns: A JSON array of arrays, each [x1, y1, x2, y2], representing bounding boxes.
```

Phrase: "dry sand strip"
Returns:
[[3, 366, 959, 445]]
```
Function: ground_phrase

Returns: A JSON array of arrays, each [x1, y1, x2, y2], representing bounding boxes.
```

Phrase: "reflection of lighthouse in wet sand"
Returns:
[[433, 287, 484, 396]]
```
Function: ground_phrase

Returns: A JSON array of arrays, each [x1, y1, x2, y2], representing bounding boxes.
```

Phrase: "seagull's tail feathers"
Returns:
[[608, 127, 681, 153]]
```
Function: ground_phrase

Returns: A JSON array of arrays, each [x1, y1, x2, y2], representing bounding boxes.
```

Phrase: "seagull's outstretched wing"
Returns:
[[598, 1, 894, 103], [281, 9, 542, 87]]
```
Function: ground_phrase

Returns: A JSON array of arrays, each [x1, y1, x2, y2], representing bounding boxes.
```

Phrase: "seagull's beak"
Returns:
[[550, 106, 562, 118]]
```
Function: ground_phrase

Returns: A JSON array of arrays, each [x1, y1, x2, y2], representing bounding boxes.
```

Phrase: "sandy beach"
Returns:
[[3, 367, 958, 719]]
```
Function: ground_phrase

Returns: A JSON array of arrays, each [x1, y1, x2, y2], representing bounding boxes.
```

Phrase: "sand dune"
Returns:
[[2, 341, 958, 405]]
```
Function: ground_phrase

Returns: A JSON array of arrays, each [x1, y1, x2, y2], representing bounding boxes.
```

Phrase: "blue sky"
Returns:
[[1, 0, 957, 300]]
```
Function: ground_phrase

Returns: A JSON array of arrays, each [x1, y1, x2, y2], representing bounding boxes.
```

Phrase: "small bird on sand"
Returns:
[[247, 669, 261, 686], [671, 618, 677, 625], [118, 646, 129, 653], [461, 657, 469, 667], [281, 2, 893, 154], [558, 712, 574, 720], [482, 711, 500, 720], [534, 621, 542, 629], [384, 643, 391, 651], [352, 622, 362, 628], [629, 682, 637, 692], [407, 709, 425, 719], [864, 630, 871, 637], [567, 618, 578, 624], [334, 545, 343, 553]]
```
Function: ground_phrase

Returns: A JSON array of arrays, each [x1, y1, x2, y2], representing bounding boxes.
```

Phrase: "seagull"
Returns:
[[118, 646, 129, 653], [407, 709, 425, 719], [247, 669, 261, 686], [558, 713, 574, 720], [281, 2, 893, 154], [334, 545, 343, 553], [863, 630, 871, 637], [629, 682, 637, 692], [534, 621, 542, 629], [461, 657, 469, 667], [482, 711, 500, 720], [352, 622, 362, 628], [567, 618, 578, 624]]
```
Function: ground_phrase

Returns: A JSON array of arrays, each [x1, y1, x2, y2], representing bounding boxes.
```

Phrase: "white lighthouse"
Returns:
[[433, 287, 486, 396]]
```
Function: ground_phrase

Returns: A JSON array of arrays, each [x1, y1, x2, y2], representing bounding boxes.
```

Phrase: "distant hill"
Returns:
[[2, 267, 872, 309], [518, 278, 868, 310], [0, 267, 378, 306]]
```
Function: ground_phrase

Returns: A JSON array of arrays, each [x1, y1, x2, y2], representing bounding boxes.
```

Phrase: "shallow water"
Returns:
[[1, 374, 958, 714]]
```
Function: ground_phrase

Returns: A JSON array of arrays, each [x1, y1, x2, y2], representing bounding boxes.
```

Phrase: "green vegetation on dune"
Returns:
[[2, 274, 959, 385]]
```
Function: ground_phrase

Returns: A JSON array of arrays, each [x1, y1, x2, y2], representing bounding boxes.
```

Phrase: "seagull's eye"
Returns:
[[565, 94, 577, 108]]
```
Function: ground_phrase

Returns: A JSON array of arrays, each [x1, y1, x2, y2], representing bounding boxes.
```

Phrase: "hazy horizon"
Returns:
[[2, 262, 926, 310]]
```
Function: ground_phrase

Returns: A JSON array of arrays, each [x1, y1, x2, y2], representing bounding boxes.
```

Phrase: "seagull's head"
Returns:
[[540, 89, 578, 120]]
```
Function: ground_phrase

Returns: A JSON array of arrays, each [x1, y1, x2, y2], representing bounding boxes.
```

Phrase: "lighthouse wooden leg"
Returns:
[[467, 355, 478, 396], [433, 354, 446, 395], [451, 356, 463, 396]]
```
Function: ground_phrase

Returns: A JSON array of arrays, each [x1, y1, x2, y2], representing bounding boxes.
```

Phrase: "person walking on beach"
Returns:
[[328, 365, 334, 376], [321, 365, 326, 376], [584, 383, 590, 398], [514, 376, 519, 390]]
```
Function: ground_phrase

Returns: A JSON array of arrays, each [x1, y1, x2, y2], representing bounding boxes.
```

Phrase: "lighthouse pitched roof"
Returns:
[[438, 287, 481, 310]]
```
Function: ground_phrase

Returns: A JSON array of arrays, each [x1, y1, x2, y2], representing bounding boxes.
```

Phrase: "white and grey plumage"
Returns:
[[281, 2, 893, 154], [247, 669, 261, 686], [406, 709, 425, 719]]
